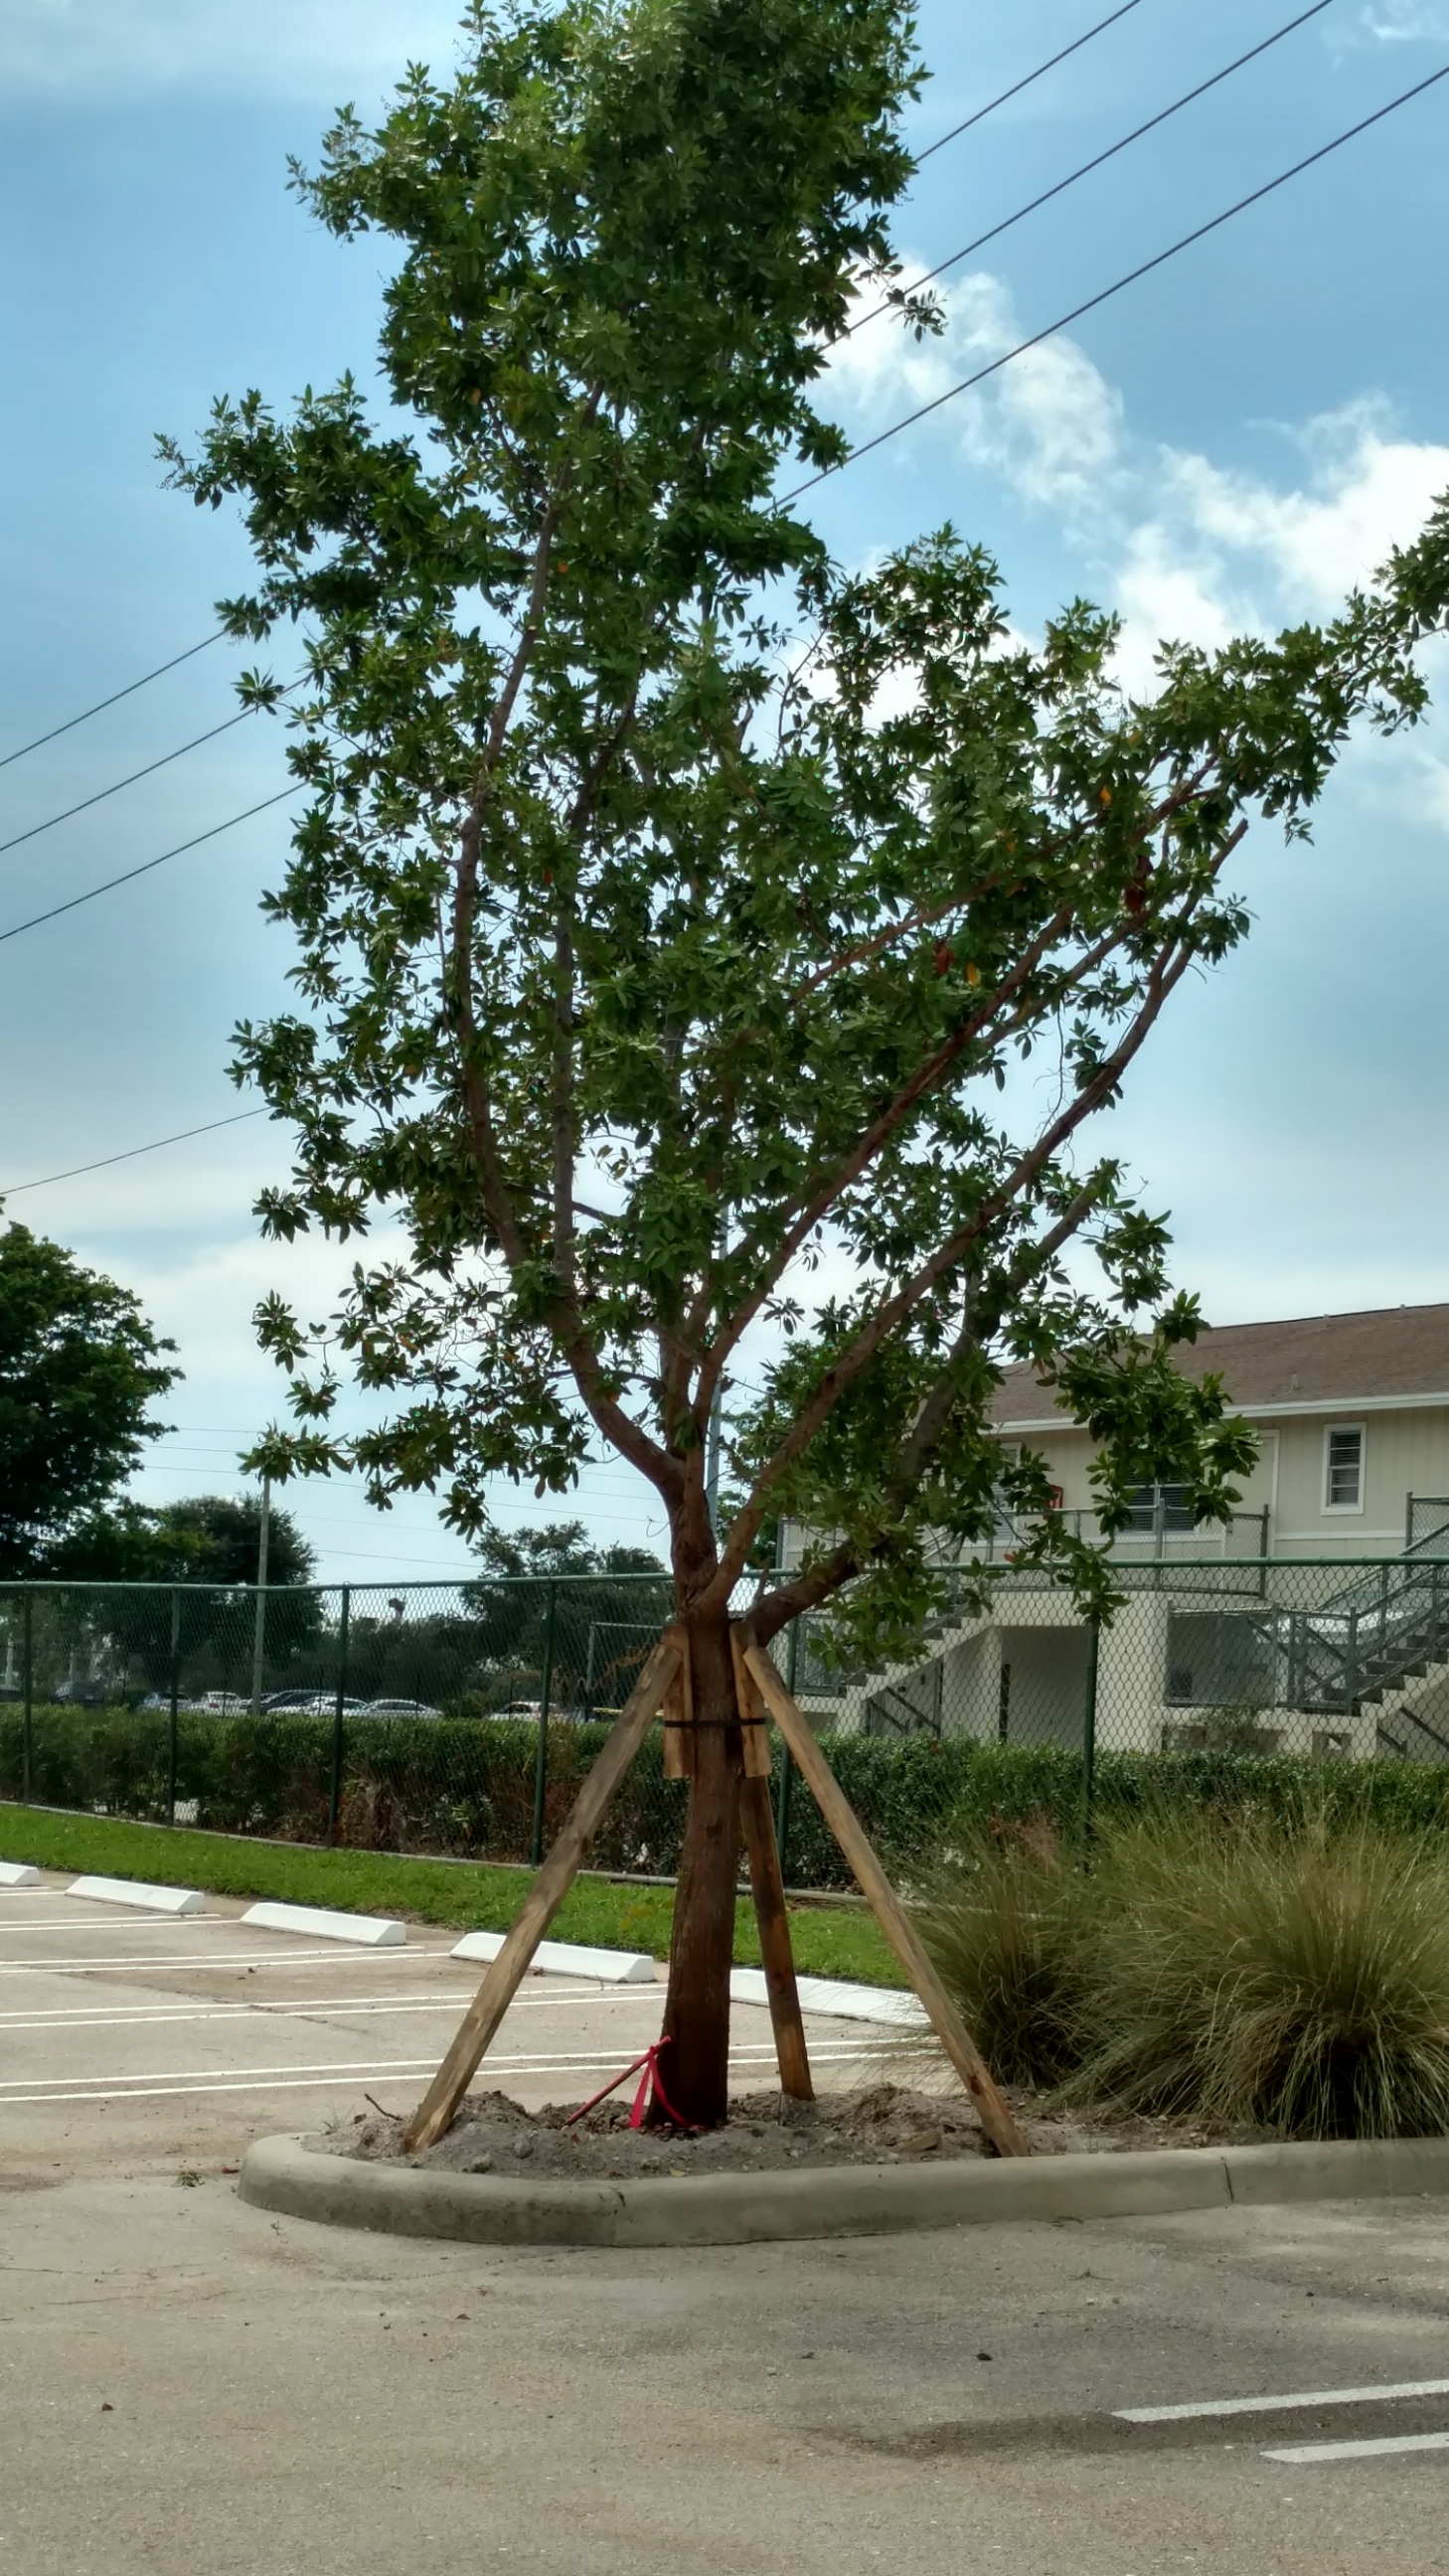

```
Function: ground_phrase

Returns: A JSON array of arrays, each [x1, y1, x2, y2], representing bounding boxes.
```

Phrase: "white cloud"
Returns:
[[827, 269, 1449, 704], [0, 0, 466, 99], [823, 268, 1126, 522], [1357, 2, 1449, 39], [1149, 403, 1449, 614]]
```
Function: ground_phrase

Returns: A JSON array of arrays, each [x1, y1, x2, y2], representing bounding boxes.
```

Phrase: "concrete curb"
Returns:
[[0, 1859, 42, 1888], [241, 1901, 405, 1948], [451, 1930, 655, 1983], [68, 1873, 205, 1915], [237, 2131, 1449, 2250], [728, 1968, 925, 2026]]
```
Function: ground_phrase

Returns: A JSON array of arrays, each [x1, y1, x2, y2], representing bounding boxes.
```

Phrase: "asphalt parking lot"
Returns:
[[5, 1873, 1449, 2576], [0, 1874, 894, 2173]]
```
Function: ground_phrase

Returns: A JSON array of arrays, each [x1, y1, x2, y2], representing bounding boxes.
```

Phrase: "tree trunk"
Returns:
[[656, 1598, 740, 2127]]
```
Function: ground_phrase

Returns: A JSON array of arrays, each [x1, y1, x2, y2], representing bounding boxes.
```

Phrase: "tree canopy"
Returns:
[[166, 0, 1449, 2119], [139, 1492, 316, 1590], [0, 1222, 179, 1578]]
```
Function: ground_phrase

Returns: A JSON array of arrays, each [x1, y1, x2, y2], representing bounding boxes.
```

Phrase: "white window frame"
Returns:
[[1322, 1421, 1366, 1516]]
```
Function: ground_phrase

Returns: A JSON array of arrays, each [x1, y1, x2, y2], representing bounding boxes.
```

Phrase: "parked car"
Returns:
[[263, 1691, 372, 1715], [364, 1696, 442, 1719]]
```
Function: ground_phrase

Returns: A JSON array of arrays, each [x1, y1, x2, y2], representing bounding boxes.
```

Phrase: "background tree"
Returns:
[[0, 1221, 179, 1578], [54, 1492, 321, 1692], [462, 1519, 668, 1706], [167, 0, 1449, 2123], [141, 1492, 316, 1590]]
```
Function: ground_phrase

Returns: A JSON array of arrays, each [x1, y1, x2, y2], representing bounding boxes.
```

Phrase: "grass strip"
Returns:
[[0, 1802, 901, 1986]]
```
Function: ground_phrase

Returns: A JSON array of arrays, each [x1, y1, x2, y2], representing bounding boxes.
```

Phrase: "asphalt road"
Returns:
[[4, 1877, 1449, 2575]]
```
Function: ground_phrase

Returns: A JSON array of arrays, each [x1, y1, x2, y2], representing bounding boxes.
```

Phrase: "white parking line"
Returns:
[[0, 1916, 247, 1932], [1117, 2379, 1449, 2424], [1263, 2432, 1449, 2465], [0, 1990, 670, 2032], [0, 2036, 892, 2095], [0, 1946, 468, 1976], [0, 2037, 912, 2107]]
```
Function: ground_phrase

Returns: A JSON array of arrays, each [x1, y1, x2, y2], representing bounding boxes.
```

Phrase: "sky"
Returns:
[[1, 0, 1448, 1578]]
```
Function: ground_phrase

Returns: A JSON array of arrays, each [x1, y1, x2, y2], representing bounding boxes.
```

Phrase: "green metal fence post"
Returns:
[[327, 1585, 351, 1845], [166, 1586, 181, 1827], [1080, 1618, 1100, 1854], [21, 1592, 33, 1806], [530, 1582, 557, 1868]]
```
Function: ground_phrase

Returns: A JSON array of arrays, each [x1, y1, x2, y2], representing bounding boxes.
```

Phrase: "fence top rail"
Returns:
[[0, 1553, 1441, 1605], [0, 1571, 682, 1596]]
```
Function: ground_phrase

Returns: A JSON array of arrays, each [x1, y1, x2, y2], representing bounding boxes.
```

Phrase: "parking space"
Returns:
[[0, 1874, 903, 2178]]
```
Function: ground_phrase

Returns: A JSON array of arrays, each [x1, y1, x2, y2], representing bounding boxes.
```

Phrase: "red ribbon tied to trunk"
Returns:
[[567, 2035, 694, 2131]]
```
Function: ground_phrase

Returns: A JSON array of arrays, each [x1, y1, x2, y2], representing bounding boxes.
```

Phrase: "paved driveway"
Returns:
[[5, 1874, 1449, 2576]]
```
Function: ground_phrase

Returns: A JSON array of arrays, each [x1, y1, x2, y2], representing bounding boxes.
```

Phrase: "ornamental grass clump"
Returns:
[[916, 1821, 1093, 2090], [1074, 1811, 1449, 2140]]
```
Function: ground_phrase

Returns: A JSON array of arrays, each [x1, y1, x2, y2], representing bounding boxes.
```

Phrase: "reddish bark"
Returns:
[[655, 1598, 741, 2128]]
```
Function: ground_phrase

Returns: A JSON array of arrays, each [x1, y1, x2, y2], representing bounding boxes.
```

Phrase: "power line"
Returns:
[[915, 0, 1153, 165], [0, 787, 296, 947], [854, 0, 1339, 336], [794, 57, 1449, 499], [0, 705, 260, 861], [0, 1108, 269, 1198], [0, 632, 225, 774]]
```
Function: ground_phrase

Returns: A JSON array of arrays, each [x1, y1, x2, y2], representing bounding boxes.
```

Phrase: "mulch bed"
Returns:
[[325, 2081, 1227, 2179]]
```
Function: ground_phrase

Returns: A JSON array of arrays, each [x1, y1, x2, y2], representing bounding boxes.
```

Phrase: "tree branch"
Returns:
[[696, 901, 1212, 1612]]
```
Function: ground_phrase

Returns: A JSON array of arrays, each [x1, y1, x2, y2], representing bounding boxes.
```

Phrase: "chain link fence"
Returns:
[[6, 1551, 1449, 1888]]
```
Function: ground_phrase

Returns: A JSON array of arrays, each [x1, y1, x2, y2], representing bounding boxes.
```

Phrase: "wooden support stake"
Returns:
[[743, 1643, 1030, 2160], [738, 1773, 814, 2101], [731, 1627, 772, 1778], [733, 1616, 812, 2100], [403, 1636, 681, 2154], [661, 1626, 694, 1780]]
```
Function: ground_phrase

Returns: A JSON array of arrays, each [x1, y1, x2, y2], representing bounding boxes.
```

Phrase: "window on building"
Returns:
[[1324, 1424, 1365, 1513], [1125, 1482, 1197, 1533]]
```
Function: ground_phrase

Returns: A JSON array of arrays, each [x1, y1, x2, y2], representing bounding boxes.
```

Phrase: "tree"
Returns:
[[462, 1519, 668, 1702], [71, 1492, 322, 1691], [166, 0, 1449, 2123], [143, 1492, 317, 1590], [0, 1222, 179, 1577]]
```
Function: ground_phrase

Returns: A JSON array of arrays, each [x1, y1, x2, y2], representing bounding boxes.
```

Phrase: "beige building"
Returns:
[[788, 1304, 1449, 1764], [991, 1301, 1449, 1563]]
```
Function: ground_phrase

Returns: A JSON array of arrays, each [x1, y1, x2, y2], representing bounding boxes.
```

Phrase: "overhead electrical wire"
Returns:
[[0, 631, 225, 773], [0, 1107, 269, 1198], [0, 704, 265, 861], [915, 0, 1153, 165], [0, 786, 297, 947], [852, 0, 1340, 337], [790, 57, 1449, 500]]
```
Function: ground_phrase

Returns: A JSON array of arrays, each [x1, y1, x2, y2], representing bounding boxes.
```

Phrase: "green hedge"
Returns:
[[4, 1703, 1449, 1888]]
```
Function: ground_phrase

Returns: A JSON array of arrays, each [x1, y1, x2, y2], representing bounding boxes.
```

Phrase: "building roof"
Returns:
[[989, 1301, 1449, 1428]]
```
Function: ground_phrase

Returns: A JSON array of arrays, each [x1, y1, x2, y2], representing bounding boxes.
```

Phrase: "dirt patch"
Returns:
[[321, 2082, 1228, 2180]]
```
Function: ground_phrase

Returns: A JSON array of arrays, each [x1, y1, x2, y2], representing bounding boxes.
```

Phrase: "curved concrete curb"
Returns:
[[238, 2131, 1449, 2250]]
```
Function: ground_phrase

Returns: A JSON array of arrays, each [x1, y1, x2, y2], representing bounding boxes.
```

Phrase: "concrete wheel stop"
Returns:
[[239, 2131, 1449, 2250]]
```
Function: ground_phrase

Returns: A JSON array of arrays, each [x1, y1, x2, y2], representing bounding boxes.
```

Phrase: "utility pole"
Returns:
[[249, 1475, 271, 1717]]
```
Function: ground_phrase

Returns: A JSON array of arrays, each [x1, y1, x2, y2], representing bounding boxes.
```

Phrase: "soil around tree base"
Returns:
[[326, 2082, 1227, 2181]]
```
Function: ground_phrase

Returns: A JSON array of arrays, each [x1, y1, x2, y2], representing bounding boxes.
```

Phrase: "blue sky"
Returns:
[[1, 0, 1448, 1576]]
